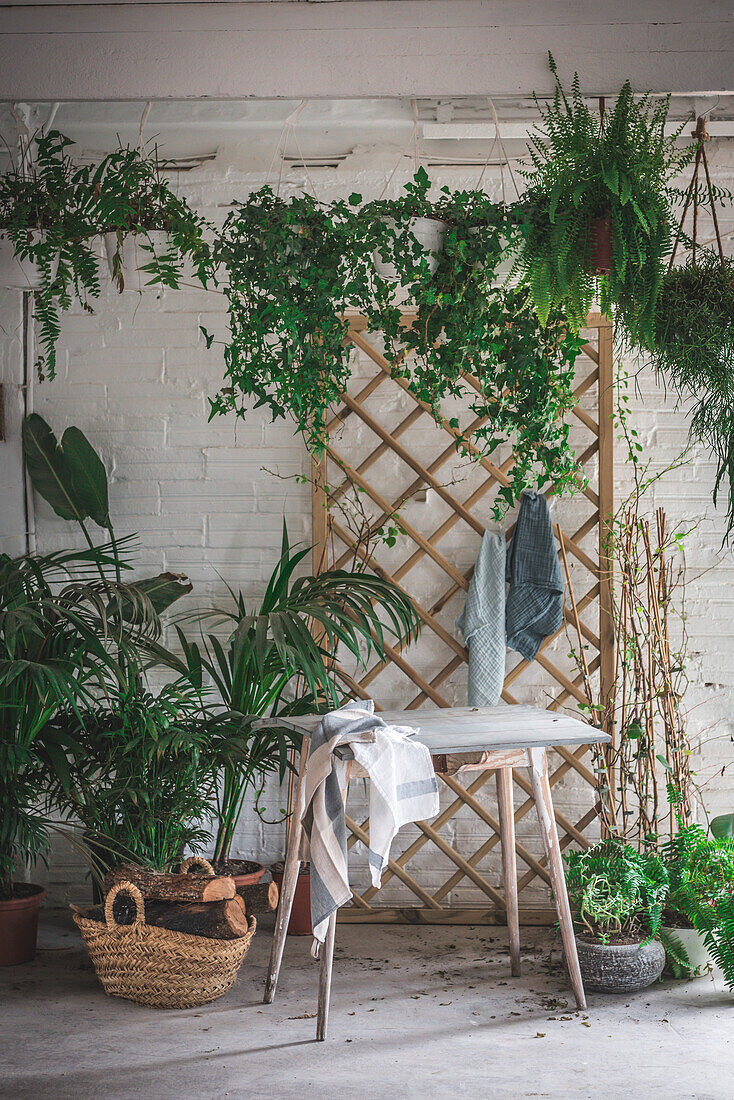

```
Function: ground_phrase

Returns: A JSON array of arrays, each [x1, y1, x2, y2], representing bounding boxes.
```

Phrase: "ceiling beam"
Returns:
[[1, 2, 733, 102]]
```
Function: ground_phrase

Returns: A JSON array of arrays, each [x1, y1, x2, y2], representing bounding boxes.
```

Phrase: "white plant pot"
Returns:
[[663, 926, 714, 974], [373, 216, 447, 282], [0, 232, 59, 291], [104, 230, 171, 293]]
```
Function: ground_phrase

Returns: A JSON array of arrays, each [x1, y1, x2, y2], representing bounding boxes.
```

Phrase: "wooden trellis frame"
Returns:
[[312, 311, 614, 924]]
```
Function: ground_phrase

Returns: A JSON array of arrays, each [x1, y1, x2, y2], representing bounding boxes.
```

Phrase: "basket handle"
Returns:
[[105, 881, 145, 929], [180, 855, 216, 877]]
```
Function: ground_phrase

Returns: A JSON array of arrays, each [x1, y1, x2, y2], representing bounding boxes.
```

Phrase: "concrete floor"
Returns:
[[1, 911, 733, 1099]]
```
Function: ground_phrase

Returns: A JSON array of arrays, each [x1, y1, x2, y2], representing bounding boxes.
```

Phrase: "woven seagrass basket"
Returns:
[[73, 875, 256, 1009]]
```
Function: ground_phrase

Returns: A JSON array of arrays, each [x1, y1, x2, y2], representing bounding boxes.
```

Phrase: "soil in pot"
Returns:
[[0, 884, 46, 966], [574, 933, 665, 994], [272, 861, 312, 936], [210, 858, 266, 891]]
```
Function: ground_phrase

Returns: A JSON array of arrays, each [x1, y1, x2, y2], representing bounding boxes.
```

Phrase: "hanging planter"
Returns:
[[103, 228, 172, 293], [372, 215, 447, 282], [0, 231, 59, 291], [93, 143, 211, 293], [651, 116, 734, 538], [515, 54, 691, 345]]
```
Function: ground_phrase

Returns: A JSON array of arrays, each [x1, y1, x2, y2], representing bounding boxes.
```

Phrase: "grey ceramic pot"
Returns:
[[575, 936, 665, 994]]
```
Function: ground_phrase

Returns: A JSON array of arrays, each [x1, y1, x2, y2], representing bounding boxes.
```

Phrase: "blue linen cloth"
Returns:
[[505, 491, 564, 662], [456, 530, 506, 706]]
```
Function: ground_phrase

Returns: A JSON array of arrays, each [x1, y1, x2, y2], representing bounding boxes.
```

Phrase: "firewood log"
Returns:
[[103, 863, 235, 903], [236, 880, 279, 915], [85, 894, 249, 940]]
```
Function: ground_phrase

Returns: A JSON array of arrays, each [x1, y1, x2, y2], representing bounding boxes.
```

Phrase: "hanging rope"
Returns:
[[264, 99, 320, 200], [669, 115, 725, 270], [378, 102, 421, 200]]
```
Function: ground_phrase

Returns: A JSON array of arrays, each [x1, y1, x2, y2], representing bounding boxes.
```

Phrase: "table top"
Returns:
[[268, 704, 610, 756]]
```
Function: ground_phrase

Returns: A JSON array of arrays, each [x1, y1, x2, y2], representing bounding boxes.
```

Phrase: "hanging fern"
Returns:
[[515, 54, 690, 346]]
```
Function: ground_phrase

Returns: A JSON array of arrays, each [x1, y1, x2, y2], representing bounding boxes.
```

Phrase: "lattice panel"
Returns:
[[313, 312, 614, 923]]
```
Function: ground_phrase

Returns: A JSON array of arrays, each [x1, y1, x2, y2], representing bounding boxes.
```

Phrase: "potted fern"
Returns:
[[516, 54, 690, 346], [660, 816, 734, 982], [93, 143, 211, 293], [0, 130, 101, 376], [565, 838, 669, 993]]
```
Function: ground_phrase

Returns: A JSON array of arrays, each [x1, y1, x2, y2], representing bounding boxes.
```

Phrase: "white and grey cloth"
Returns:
[[300, 700, 439, 948], [456, 530, 506, 707], [505, 491, 564, 662]]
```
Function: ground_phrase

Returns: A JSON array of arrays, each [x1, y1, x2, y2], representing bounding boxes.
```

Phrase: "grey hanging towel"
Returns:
[[456, 530, 506, 706], [505, 491, 563, 662]]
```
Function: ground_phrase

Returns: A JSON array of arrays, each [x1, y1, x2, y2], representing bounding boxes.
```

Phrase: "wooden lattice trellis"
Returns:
[[312, 311, 614, 924]]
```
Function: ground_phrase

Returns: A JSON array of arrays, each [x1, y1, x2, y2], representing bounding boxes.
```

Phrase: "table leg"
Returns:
[[264, 736, 309, 1005], [315, 761, 352, 1040], [528, 747, 587, 1011], [496, 767, 521, 977]]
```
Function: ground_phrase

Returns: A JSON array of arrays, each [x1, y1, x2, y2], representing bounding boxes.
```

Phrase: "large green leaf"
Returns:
[[22, 414, 110, 530], [124, 573, 193, 616], [22, 414, 83, 523], [61, 426, 110, 529]]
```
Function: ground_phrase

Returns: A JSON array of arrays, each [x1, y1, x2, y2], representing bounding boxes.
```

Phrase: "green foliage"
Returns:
[[659, 928, 695, 979], [208, 187, 373, 455], [0, 130, 102, 378], [92, 142, 212, 292], [52, 672, 227, 873], [652, 253, 734, 538], [0, 131, 210, 377], [154, 521, 422, 861], [516, 54, 690, 345], [565, 837, 669, 943], [0, 547, 128, 898]]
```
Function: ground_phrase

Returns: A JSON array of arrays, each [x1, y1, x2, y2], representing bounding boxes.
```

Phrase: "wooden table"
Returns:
[[263, 705, 610, 1040]]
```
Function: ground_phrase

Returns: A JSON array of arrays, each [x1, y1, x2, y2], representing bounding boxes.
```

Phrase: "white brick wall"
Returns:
[[2, 152, 734, 907]]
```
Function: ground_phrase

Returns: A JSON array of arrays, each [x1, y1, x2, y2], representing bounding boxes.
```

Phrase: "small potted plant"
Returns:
[[93, 143, 210, 293], [660, 814, 734, 978], [564, 837, 669, 993]]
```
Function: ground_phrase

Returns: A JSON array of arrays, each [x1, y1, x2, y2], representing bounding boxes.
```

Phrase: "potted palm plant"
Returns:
[[564, 837, 669, 993], [157, 521, 420, 885], [0, 548, 121, 964]]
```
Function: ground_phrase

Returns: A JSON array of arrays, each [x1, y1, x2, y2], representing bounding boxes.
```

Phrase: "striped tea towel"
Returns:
[[456, 530, 506, 706], [301, 700, 440, 948], [505, 491, 564, 662]]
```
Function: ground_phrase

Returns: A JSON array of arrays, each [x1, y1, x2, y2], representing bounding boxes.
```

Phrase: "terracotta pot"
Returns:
[[0, 885, 46, 966], [272, 867, 312, 936], [588, 214, 613, 275], [209, 859, 266, 891]]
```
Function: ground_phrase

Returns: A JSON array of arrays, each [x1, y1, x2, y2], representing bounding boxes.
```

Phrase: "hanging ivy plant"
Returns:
[[515, 54, 690, 346], [0, 130, 101, 378], [206, 187, 375, 455]]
